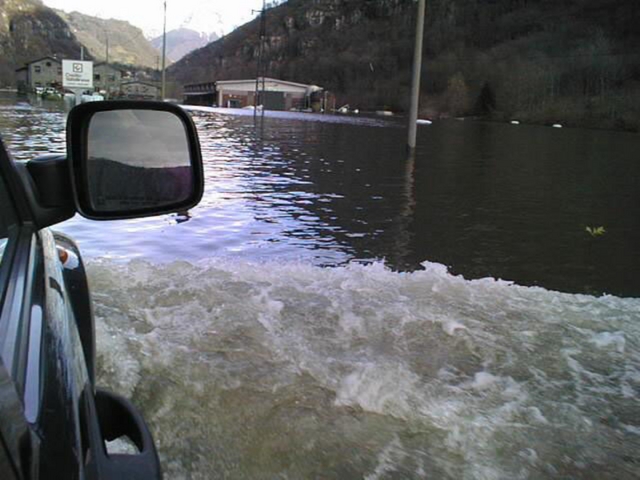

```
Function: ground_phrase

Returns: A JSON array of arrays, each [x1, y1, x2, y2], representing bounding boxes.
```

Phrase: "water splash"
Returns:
[[89, 258, 640, 479]]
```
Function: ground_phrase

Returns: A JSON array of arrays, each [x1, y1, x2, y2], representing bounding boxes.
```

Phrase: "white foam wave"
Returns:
[[87, 258, 640, 479]]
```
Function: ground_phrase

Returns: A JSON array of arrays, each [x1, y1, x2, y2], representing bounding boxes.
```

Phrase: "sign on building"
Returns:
[[62, 60, 93, 89]]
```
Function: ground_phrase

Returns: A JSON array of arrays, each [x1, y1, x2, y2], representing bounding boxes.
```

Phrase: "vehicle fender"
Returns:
[[53, 231, 96, 386]]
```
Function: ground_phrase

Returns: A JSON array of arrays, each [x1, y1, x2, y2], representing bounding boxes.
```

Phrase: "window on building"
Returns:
[[34, 66, 41, 73], [46, 62, 52, 67], [94, 74, 101, 81], [108, 75, 116, 82], [58, 68, 62, 74]]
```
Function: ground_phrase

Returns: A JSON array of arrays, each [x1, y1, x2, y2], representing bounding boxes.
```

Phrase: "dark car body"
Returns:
[[0, 101, 203, 479]]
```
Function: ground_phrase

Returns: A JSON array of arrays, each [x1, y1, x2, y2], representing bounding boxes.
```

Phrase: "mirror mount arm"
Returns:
[[15, 155, 76, 229]]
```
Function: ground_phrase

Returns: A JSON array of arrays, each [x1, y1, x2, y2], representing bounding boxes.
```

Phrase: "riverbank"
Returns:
[[489, 95, 640, 133], [418, 91, 640, 134]]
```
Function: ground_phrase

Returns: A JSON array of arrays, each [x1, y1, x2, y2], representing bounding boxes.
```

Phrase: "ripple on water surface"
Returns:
[[2, 101, 640, 296]]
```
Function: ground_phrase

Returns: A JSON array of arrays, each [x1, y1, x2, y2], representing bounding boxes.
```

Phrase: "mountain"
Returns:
[[168, 0, 640, 131], [0, 0, 87, 86], [55, 10, 160, 69], [150, 28, 218, 62], [0, 0, 162, 86]]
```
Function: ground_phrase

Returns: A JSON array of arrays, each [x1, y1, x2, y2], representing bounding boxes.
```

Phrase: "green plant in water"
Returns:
[[586, 226, 606, 237]]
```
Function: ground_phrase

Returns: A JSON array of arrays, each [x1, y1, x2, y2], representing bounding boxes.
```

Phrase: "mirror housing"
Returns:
[[67, 101, 204, 220]]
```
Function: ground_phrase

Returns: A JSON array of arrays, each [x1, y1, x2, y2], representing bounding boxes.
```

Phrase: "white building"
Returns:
[[215, 77, 322, 110], [120, 80, 158, 100]]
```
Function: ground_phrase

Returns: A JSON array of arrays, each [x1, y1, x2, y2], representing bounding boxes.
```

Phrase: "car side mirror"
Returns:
[[67, 101, 204, 220]]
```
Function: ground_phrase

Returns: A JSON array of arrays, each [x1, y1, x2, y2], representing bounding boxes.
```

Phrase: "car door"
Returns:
[[1, 127, 164, 480], [0, 145, 24, 479], [0, 137, 89, 479], [1, 100, 198, 479]]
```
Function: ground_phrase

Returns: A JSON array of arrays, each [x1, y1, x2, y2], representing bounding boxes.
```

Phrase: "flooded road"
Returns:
[[2, 100, 639, 296], [1, 97, 639, 478]]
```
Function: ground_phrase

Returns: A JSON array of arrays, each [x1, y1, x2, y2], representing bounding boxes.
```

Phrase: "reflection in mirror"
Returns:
[[86, 109, 194, 213], [0, 239, 7, 264]]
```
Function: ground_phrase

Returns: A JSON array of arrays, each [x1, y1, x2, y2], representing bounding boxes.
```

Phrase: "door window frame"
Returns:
[[0, 138, 37, 479]]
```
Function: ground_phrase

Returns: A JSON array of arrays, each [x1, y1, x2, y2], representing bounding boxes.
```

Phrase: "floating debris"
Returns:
[[586, 226, 606, 237]]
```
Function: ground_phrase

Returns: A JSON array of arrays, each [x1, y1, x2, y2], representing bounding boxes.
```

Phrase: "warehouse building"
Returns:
[[120, 80, 159, 100], [216, 77, 322, 110], [183, 81, 216, 106]]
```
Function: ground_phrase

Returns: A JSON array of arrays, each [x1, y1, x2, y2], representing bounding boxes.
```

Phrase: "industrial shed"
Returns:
[[120, 80, 159, 100], [215, 77, 322, 111]]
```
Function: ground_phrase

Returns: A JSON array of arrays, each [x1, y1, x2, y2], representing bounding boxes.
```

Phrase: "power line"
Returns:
[[161, 0, 167, 100]]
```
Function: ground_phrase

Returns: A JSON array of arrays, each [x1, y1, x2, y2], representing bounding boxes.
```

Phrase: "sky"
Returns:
[[43, 0, 267, 38]]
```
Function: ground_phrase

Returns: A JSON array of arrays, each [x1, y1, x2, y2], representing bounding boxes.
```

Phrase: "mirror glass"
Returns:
[[86, 109, 194, 213]]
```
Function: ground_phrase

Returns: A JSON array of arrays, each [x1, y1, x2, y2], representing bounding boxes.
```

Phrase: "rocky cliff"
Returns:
[[0, 0, 87, 85], [168, 0, 414, 107], [168, 0, 640, 131]]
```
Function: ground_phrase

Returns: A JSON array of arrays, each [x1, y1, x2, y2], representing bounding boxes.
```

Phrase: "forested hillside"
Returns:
[[169, 0, 640, 131]]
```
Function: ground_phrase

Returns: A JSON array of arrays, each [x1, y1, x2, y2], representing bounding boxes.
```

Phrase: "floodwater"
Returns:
[[1, 97, 639, 479]]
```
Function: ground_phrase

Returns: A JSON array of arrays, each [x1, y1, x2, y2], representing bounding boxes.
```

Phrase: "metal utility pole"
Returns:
[[407, 0, 426, 151], [161, 0, 167, 101], [105, 31, 110, 97], [80, 46, 84, 61], [253, 0, 266, 119]]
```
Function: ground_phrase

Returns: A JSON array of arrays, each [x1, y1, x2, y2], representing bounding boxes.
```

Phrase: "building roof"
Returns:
[[25, 56, 62, 66], [15, 66, 27, 72], [121, 80, 159, 88], [216, 77, 321, 90]]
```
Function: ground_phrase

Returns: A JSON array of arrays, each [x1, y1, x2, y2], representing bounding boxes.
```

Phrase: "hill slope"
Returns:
[[55, 10, 160, 68], [168, 0, 640, 131], [0, 0, 163, 86]]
